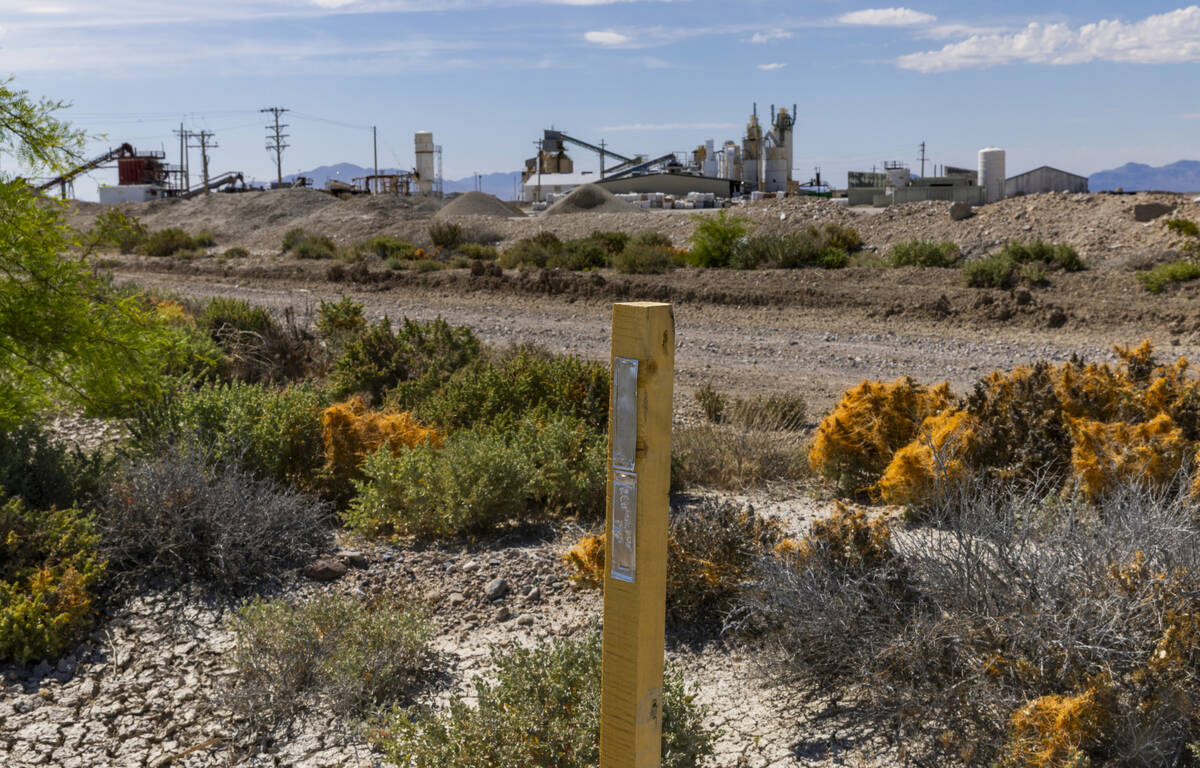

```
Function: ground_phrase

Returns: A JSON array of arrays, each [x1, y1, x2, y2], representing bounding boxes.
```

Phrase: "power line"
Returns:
[[261, 107, 289, 186], [188, 130, 217, 195]]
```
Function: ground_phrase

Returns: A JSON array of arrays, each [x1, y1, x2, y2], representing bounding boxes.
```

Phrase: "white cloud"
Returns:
[[748, 29, 792, 44], [23, 5, 69, 13], [585, 30, 630, 45], [838, 7, 936, 27], [601, 122, 738, 131], [1180, 113, 1200, 119], [310, 0, 356, 7], [898, 6, 1200, 73], [917, 23, 1008, 40], [757, 62, 787, 70], [642, 56, 673, 68]]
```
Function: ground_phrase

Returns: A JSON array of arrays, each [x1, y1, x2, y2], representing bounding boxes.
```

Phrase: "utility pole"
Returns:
[[261, 107, 289, 187], [372, 126, 378, 192], [189, 131, 217, 194], [173, 124, 190, 192], [919, 141, 927, 178], [534, 139, 543, 204]]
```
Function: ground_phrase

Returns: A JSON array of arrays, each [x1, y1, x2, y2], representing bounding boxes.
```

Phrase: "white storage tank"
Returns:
[[978, 147, 1005, 204]]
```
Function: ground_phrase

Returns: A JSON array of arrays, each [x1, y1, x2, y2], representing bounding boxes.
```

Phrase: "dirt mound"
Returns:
[[434, 190, 524, 220], [544, 184, 642, 216]]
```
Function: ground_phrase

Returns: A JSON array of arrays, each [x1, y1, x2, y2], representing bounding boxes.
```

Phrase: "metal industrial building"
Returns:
[[1005, 166, 1089, 197]]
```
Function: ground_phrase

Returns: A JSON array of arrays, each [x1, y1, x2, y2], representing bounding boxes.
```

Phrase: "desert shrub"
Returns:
[[281, 227, 308, 252], [355, 235, 416, 261], [129, 381, 329, 489], [965, 241, 1084, 288], [547, 238, 610, 270], [370, 632, 714, 768], [0, 497, 104, 664], [346, 413, 604, 538], [139, 227, 208, 258], [888, 239, 960, 268], [499, 234, 562, 269], [102, 441, 328, 590], [411, 258, 442, 273], [331, 316, 481, 404], [733, 228, 855, 270], [614, 241, 673, 274], [409, 346, 608, 433], [747, 482, 1200, 767], [777, 502, 898, 573], [694, 382, 726, 422], [427, 221, 463, 249], [293, 234, 337, 260], [629, 230, 673, 249], [672, 423, 808, 490], [228, 593, 432, 733], [586, 229, 630, 255], [687, 210, 747, 268], [565, 534, 605, 588], [1138, 260, 1200, 292], [85, 208, 147, 253], [456, 242, 499, 261], [316, 295, 367, 344], [1068, 413, 1188, 502], [1019, 261, 1050, 286], [0, 423, 112, 511], [198, 297, 319, 383], [964, 252, 1020, 289], [875, 409, 976, 508], [808, 377, 953, 494], [222, 246, 250, 259], [193, 232, 216, 247], [819, 222, 862, 254], [1167, 217, 1200, 240], [727, 393, 807, 431], [321, 396, 442, 500]]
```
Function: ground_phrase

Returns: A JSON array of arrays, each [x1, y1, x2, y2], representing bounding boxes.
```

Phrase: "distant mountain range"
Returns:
[[1089, 160, 1200, 192], [281, 164, 522, 199]]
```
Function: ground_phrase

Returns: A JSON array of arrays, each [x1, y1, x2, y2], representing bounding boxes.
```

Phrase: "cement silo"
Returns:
[[742, 109, 762, 191], [763, 105, 794, 194], [415, 131, 435, 196], [978, 147, 1006, 204]]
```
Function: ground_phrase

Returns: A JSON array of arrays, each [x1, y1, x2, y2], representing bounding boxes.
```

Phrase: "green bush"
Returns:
[[411, 258, 442, 273], [586, 230, 630, 255], [293, 235, 337, 260], [222, 246, 250, 259], [346, 413, 604, 538], [428, 221, 463, 249], [370, 632, 714, 768], [687, 210, 748, 267], [0, 424, 112, 511], [229, 593, 432, 732], [200, 296, 274, 338], [456, 242, 499, 261], [281, 227, 308, 252], [139, 228, 210, 258], [963, 252, 1019, 289], [728, 392, 807, 431], [408, 346, 608, 433], [964, 241, 1085, 289], [1167, 218, 1200, 239], [888, 240, 960, 268], [499, 234, 562, 269], [695, 382, 726, 422], [355, 235, 416, 261], [614, 241, 673, 274], [0, 497, 104, 664], [193, 232, 216, 247], [129, 381, 330, 489], [317, 296, 367, 339], [85, 208, 147, 253], [1138, 260, 1200, 293], [385, 256, 408, 270], [547, 238, 610, 270], [331, 316, 481, 404], [732, 228, 855, 270], [629, 230, 674, 250]]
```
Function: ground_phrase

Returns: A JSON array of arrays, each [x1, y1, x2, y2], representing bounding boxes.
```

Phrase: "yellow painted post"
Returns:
[[600, 301, 675, 768]]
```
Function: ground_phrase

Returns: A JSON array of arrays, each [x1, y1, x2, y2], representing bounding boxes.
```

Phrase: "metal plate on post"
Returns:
[[611, 471, 637, 582], [612, 357, 638, 472]]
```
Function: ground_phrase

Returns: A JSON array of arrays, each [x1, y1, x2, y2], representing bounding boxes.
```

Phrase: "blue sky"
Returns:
[[2, 1, 1198, 198]]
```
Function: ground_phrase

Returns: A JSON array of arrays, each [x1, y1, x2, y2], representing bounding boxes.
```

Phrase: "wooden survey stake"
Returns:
[[600, 302, 675, 768]]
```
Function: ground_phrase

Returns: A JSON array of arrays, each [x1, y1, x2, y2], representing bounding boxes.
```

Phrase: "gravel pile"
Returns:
[[544, 184, 643, 216], [433, 190, 525, 220]]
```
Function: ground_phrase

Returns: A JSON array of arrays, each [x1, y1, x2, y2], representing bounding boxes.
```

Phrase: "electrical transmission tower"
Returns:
[[188, 131, 217, 194], [261, 107, 289, 186], [919, 141, 927, 178]]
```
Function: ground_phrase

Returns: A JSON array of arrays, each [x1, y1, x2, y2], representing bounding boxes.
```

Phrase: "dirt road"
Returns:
[[113, 260, 1199, 416]]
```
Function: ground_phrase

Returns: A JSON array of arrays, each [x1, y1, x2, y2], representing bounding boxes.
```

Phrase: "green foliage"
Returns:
[[84, 208, 147, 253], [200, 296, 274, 338], [0, 79, 86, 172], [731, 226, 857, 270], [229, 593, 432, 731], [316, 296, 367, 355], [0, 424, 111, 511], [0, 497, 104, 664], [687, 210, 748, 267], [888, 239, 961, 268], [139, 227, 210, 257], [727, 392, 807, 431], [354, 235, 416, 261], [586, 229, 630, 255], [346, 413, 604, 537], [0, 180, 172, 427], [411, 258, 442, 273], [629, 230, 674, 250], [1138, 260, 1200, 293], [964, 253, 1021, 289], [281, 227, 308, 252], [499, 233, 562, 269], [695, 382, 726, 422], [428, 221, 463, 249], [546, 238, 610, 270], [964, 241, 1085, 289], [614, 241, 673, 274], [293, 234, 337, 260], [332, 316, 481, 404], [1166, 218, 1199, 239], [222, 246, 250, 259], [408, 346, 608, 433], [371, 632, 714, 768], [129, 381, 330, 489], [456, 242, 499, 261]]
